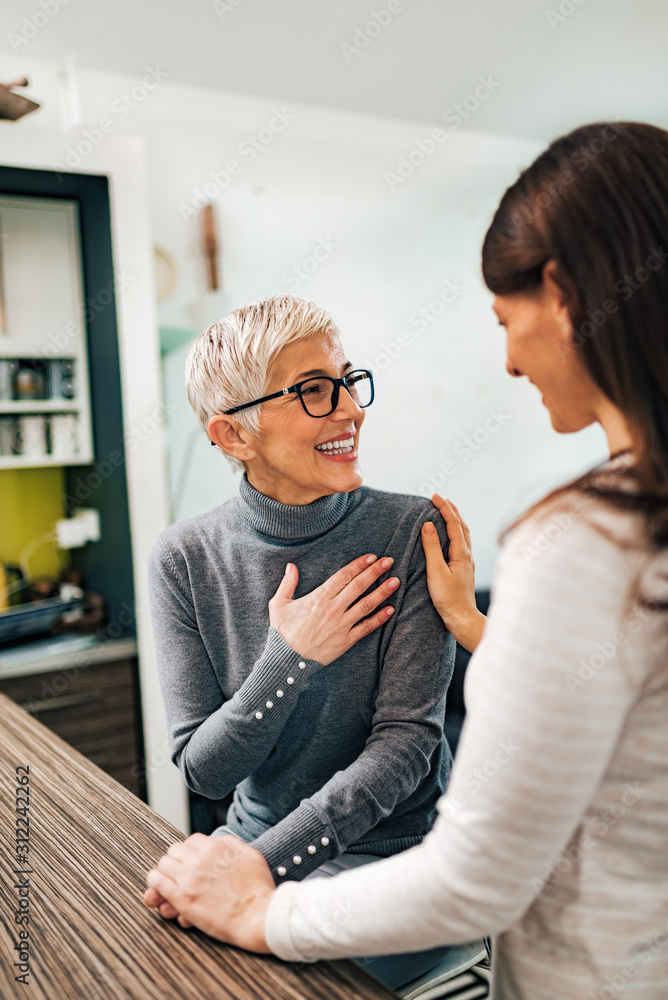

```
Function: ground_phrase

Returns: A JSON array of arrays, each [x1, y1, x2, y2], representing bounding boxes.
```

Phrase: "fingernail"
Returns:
[[285, 562, 292, 573], [385, 607, 394, 617], [388, 577, 400, 589], [423, 522, 435, 534], [366, 554, 377, 564], [380, 557, 394, 569]]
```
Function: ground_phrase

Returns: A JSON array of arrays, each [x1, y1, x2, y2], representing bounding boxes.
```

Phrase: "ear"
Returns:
[[208, 414, 257, 463], [541, 259, 574, 349]]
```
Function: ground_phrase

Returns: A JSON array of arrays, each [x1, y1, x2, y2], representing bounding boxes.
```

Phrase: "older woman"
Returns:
[[145, 295, 457, 988], [146, 121, 668, 1000]]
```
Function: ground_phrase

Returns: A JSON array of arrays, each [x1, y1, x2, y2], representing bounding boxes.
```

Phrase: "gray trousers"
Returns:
[[211, 823, 450, 990]]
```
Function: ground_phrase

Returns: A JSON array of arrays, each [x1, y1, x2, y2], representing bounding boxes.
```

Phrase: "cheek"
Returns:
[[509, 324, 555, 376]]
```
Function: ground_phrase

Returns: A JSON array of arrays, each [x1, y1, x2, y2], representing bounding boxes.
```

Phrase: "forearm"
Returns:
[[445, 608, 486, 653], [251, 728, 439, 882], [264, 816, 503, 962], [171, 628, 324, 798]]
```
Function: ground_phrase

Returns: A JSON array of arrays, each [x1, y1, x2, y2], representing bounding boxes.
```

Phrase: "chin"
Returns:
[[329, 462, 363, 493], [548, 412, 587, 435]]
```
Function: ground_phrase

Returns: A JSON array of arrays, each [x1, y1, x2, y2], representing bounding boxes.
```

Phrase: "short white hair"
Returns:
[[185, 295, 340, 472]]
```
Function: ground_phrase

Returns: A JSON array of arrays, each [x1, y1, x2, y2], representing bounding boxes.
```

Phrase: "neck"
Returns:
[[596, 397, 634, 459], [237, 472, 353, 540], [245, 466, 327, 506]]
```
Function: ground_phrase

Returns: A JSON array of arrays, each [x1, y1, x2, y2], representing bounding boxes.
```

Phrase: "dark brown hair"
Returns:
[[482, 121, 668, 550]]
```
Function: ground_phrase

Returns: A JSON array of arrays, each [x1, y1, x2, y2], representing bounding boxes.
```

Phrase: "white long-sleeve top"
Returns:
[[265, 459, 668, 999]]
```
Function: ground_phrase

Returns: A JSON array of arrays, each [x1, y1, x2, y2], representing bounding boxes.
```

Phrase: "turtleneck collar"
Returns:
[[237, 473, 354, 541]]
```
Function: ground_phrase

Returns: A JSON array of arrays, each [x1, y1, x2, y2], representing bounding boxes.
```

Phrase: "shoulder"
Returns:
[[353, 486, 449, 555], [499, 486, 649, 600], [355, 485, 438, 526]]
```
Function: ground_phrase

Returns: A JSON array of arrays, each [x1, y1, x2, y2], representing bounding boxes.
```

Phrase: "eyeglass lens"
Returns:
[[299, 372, 372, 416]]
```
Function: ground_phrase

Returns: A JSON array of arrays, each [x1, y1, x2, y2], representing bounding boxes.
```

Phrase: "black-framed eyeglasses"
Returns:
[[222, 369, 375, 419]]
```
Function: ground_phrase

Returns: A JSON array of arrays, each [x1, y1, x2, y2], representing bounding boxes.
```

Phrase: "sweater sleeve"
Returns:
[[251, 509, 455, 881], [264, 505, 642, 961], [147, 536, 324, 799]]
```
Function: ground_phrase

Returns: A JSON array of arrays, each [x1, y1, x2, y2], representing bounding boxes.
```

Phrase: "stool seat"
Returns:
[[397, 940, 488, 999]]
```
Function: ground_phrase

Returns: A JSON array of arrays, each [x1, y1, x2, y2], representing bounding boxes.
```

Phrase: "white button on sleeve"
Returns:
[[277, 866, 286, 877], [298, 661, 306, 669], [307, 845, 316, 854], [255, 711, 263, 720], [293, 855, 302, 865], [287, 676, 295, 684], [320, 836, 329, 846], [266, 700, 274, 709], [276, 689, 284, 697]]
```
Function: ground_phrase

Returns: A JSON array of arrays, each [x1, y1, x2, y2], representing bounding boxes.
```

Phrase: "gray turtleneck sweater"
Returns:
[[147, 475, 455, 884]]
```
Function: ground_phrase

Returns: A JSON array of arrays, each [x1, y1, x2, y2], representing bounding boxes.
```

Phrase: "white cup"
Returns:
[[18, 415, 48, 457], [50, 414, 79, 460]]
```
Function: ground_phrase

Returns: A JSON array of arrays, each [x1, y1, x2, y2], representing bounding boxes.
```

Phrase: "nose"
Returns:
[[506, 362, 522, 378], [333, 385, 364, 421]]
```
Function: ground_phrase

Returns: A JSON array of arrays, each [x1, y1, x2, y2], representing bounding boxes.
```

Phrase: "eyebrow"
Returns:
[[293, 360, 353, 381]]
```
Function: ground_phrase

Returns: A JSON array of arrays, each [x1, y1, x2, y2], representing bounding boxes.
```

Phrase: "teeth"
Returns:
[[316, 437, 354, 453]]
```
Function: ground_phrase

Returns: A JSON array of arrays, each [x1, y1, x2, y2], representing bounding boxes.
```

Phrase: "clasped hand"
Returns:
[[144, 832, 274, 951]]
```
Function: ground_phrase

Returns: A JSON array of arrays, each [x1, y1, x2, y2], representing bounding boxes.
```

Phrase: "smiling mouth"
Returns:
[[314, 436, 355, 456]]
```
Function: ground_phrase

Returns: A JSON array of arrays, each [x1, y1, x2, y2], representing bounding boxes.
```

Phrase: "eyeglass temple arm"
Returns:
[[223, 387, 292, 415]]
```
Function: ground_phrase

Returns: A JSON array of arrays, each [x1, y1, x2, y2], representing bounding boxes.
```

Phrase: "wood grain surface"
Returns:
[[0, 692, 397, 1000], [0, 657, 145, 799]]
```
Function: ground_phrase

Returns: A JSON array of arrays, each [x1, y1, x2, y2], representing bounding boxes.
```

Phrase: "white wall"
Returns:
[[2, 54, 608, 587]]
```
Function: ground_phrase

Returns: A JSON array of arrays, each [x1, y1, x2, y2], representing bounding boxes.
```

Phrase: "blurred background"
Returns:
[[0, 0, 666, 829]]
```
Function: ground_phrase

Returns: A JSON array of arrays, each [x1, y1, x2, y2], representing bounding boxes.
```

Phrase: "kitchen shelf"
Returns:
[[0, 399, 79, 413], [0, 196, 94, 468], [0, 453, 92, 469]]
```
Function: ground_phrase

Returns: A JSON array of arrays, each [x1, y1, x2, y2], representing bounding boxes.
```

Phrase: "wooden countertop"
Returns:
[[0, 693, 397, 1000]]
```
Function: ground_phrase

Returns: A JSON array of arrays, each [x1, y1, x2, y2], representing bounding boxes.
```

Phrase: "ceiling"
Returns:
[[1, 0, 667, 141]]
